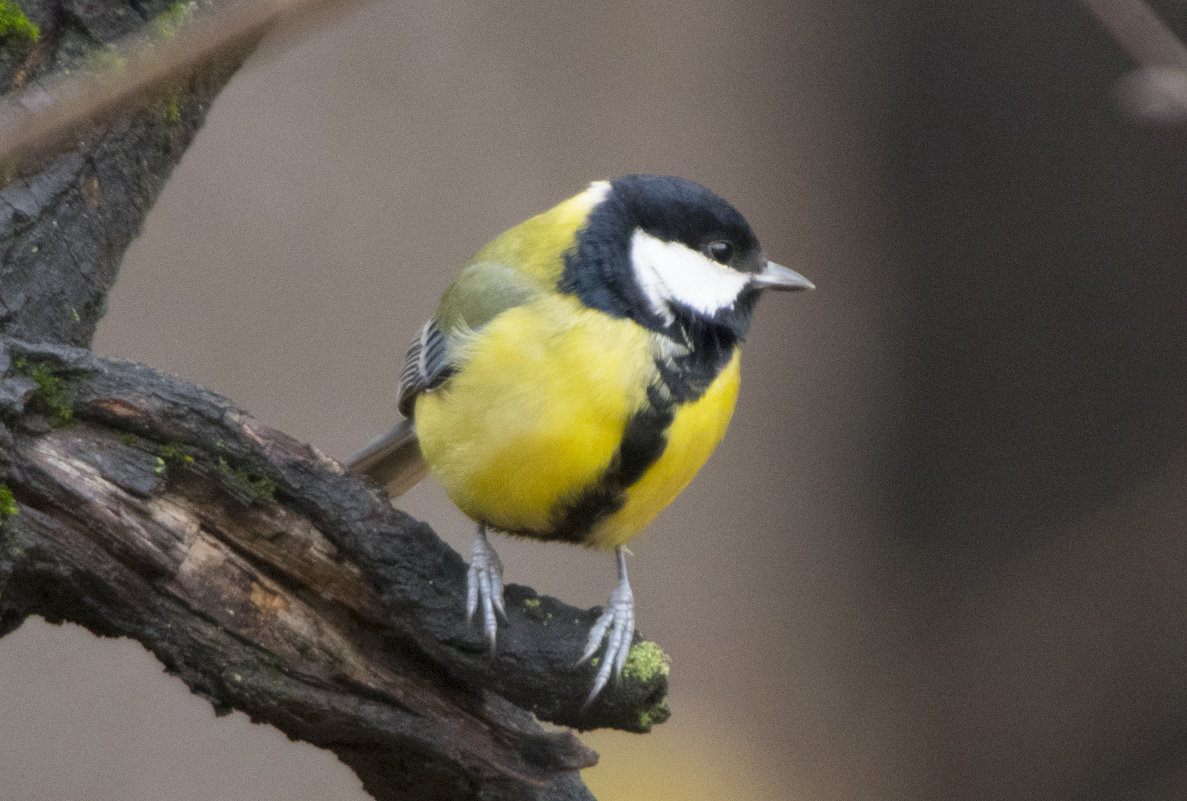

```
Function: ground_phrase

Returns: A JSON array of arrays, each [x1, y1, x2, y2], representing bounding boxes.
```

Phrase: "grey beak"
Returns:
[[751, 260, 815, 291]]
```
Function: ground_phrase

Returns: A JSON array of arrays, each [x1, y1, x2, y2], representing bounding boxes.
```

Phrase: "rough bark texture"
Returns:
[[0, 0, 258, 345], [0, 2, 668, 799], [0, 336, 672, 800]]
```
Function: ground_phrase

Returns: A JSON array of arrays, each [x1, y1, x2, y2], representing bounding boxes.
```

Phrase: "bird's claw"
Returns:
[[466, 530, 505, 654], [578, 578, 635, 705]]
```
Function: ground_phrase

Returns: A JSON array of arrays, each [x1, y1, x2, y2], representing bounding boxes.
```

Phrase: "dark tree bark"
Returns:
[[0, 2, 669, 799]]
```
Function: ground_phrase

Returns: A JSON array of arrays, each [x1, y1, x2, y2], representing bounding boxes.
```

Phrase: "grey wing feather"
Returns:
[[397, 320, 454, 417]]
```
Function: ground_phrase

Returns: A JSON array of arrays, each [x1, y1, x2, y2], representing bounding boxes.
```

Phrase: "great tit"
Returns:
[[347, 174, 812, 702]]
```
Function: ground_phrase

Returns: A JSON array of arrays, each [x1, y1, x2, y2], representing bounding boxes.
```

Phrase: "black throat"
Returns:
[[654, 302, 746, 403]]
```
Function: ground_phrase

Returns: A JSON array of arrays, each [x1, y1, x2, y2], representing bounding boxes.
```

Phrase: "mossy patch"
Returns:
[[150, 1, 196, 40], [0, 485, 17, 521], [161, 92, 181, 123], [85, 43, 127, 76], [217, 457, 276, 503], [14, 360, 74, 427], [0, 1, 40, 42], [621, 641, 671, 683], [637, 698, 670, 731], [150, 3, 197, 126], [158, 442, 195, 468]]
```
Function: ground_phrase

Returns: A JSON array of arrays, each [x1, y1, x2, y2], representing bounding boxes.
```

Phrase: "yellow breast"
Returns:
[[415, 294, 652, 534], [414, 296, 741, 549]]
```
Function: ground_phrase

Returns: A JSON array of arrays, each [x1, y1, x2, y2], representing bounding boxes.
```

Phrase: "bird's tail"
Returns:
[[345, 418, 428, 498]]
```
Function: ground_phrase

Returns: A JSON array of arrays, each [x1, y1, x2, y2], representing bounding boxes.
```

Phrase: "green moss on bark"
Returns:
[[0, 1, 39, 43]]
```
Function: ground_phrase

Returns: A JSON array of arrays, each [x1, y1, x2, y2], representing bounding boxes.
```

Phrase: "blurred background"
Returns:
[[4, 1, 1187, 799]]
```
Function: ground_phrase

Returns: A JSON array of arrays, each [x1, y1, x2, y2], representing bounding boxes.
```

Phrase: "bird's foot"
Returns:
[[578, 577, 635, 705], [466, 527, 505, 655]]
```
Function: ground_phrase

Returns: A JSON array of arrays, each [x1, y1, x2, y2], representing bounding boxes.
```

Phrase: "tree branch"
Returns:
[[0, 331, 672, 798]]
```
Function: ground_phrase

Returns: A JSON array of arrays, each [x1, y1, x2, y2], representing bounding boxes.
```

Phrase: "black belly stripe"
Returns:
[[509, 338, 739, 544], [542, 397, 675, 544]]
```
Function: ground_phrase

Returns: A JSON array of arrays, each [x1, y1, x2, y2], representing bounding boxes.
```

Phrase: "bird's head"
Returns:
[[561, 174, 813, 344]]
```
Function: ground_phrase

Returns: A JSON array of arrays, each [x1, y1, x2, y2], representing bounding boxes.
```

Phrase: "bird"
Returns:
[[347, 174, 813, 703]]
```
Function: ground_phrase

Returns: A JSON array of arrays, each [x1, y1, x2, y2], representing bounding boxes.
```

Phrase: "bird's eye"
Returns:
[[704, 239, 734, 264]]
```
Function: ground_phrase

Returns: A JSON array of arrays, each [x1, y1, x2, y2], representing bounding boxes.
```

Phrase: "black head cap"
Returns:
[[560, 174, 768, 338], [611, 175, 764, 272]]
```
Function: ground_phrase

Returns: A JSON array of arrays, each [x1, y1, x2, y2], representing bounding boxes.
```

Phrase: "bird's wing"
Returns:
[[349, 259, 542, 496], [396, 319, 451, 417], [396, 259, 541, 417]]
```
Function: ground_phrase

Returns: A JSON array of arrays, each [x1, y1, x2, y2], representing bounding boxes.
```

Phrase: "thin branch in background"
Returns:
[[1079, 0, 1187, 67], [1078, 0, 1187, 123], [0, 0, 360, 173]]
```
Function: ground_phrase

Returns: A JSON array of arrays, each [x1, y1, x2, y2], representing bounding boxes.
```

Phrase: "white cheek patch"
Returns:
[[629, 229, 751, 323]]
